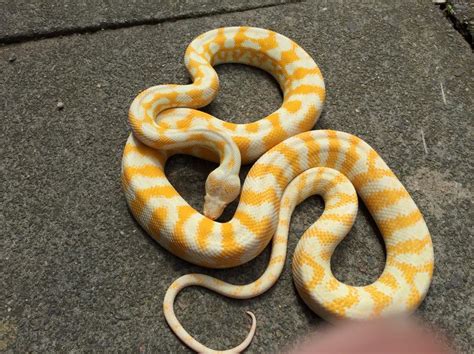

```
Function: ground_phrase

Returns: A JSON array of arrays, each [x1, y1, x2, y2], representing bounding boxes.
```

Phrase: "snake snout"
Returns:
[[203, 194, 226, 220]]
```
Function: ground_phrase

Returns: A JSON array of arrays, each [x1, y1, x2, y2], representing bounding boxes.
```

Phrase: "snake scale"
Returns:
[[122, 27, 434, 352]]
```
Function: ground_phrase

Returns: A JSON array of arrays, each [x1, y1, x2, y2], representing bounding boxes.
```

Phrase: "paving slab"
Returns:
[[0, 0, 295, 44], [1, 0, 473, 352]]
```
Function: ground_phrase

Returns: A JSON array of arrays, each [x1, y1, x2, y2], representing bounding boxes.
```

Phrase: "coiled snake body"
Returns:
[[122, 27, 434, 352]]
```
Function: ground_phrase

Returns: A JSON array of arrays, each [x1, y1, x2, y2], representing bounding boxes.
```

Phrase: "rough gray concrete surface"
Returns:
[[0, 0, 296, 44], [1, 0, 473, 352], [449, 0, 474, 39]]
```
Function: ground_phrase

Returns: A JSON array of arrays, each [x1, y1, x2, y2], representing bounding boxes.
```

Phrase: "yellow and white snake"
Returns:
[[122, 27, 434, 352]]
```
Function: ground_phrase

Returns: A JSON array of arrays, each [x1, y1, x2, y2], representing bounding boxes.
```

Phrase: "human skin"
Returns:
[[287, 319, 454, 354]]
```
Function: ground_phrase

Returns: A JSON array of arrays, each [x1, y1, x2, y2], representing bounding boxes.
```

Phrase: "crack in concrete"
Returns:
[[434, 1, 473, 49], [0, 1, 302, 46]]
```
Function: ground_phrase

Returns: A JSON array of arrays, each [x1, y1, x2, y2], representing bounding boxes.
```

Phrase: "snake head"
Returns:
[[203, 170, 241, 220]]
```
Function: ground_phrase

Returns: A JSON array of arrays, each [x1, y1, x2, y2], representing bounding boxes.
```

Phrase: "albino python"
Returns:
[[122, 27, 434, 352]]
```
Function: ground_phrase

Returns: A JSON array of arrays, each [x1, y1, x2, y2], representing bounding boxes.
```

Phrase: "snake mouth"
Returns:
[[203, 194, 227, 220]]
